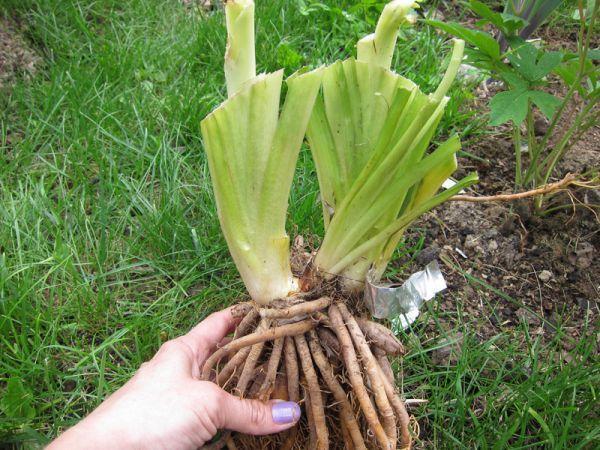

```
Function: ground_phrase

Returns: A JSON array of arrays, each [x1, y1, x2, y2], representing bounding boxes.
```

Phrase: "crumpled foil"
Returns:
[[364, 260, 447, 328]]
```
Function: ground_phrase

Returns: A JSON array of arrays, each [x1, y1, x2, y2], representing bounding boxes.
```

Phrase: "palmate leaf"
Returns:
[[528, 91, 562, 118], [489, 88, 530, 125], [489, 88, 561, 125], [507, 43, 563, 82]]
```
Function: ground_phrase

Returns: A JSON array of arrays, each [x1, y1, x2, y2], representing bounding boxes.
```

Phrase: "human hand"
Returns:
[[48, 307, 301, 450]]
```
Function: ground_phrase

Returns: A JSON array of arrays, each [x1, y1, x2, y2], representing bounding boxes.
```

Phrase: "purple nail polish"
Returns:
[[272, 401, 301, 424]]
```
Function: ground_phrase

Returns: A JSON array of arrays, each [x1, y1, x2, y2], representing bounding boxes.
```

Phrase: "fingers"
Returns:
[[217, 391, 301, 435], [182, 307, 239, 362], [218, 336, 233, 347]]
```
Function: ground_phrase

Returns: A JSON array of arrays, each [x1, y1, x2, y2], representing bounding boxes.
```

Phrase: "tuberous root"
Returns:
[[200, 297, 414, 450]]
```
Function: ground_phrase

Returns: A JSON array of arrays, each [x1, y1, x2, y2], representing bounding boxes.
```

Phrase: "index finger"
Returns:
[[182, 306, 240, 361]]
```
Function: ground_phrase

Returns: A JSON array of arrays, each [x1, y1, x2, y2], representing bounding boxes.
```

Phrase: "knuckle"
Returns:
[[133, 361, 153, 378], [248, 400, 268, 427], [208, 384, 227, 406], [164, 338, 183, 351], [158, 339, 181, 354], [203, 384, 229, 425]]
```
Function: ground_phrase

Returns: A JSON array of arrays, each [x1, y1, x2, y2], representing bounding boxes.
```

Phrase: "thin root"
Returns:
[[217, 346, 252, 387], [295, 334, 329, 450], [328, 304, 390, 450], [202, 318, 319, 380], [375, 360, 412, 449], [338, 304, 397, 449], [234, 308, 259, 339], [356, 317, 405, 356], [257, 337, 284, 401], [308, 329, 366, 450], [260, 297, 332, 319], [373, 347, 395, 385], [235, 319, 269, 397]]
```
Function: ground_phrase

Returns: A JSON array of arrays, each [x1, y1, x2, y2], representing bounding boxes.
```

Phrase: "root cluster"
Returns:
[[201, 297, 413, 450]]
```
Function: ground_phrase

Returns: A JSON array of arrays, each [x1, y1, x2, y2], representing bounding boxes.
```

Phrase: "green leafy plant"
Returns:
[[429, 0, 599, 211], [200, 2, 475, 449], [201, 0, 324, 304], [306, 1, 477, 288]]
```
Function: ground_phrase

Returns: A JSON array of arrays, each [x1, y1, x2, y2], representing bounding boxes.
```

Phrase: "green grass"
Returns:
[[399, 309, 599, 449], [0, 0, 597, 448]]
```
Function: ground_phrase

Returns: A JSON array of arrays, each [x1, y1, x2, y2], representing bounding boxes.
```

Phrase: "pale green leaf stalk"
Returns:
[[224, 0, 256, 97], [201, 0, 323, 304], [357, 0, 419, 69], [306, 1, 476, 291]]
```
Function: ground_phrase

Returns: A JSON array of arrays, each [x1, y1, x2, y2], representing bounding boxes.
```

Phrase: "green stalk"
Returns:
[[523, 0, 597, 186], [534, 100, 596, 210], [318, 50, 460, 264], [328, 174, 479, 275], [530, 1, 597, 210], [316, 131, 458, 269], [432, 39, 465, 102], [306, 2, 472, 290], [357, 0, 419, 70], [201, 0, 323, 304], [371, 151, 459, 280], [538, 1, 597, 185], [224, 0, 256, 97], [514, 124, 523, 189], [525, 104, 536, 188]]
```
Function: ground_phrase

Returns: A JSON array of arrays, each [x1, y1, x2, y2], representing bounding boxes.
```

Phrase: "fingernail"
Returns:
[[271, 401, 301, 424]]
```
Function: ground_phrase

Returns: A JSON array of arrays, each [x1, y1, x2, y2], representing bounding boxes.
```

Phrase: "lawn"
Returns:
[[0, 0, 598, 448]]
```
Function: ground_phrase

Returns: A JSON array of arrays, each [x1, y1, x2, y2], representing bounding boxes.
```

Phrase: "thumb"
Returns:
[[218, 392, 301, 435]]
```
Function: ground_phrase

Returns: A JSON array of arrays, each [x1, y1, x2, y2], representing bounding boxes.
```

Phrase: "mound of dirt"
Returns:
[[0, 18, 40, 88]]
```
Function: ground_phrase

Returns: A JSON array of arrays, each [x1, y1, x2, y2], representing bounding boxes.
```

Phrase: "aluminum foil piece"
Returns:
[[364, 261, 447, 328]]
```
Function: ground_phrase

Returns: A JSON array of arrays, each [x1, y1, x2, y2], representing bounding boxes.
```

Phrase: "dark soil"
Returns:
[[0, 18, 39, 88], [404, 82, 598, 357], [400, 5, 599, 355]]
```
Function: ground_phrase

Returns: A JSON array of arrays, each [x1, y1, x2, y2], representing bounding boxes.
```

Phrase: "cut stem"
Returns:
[[357, 0, 419, 70], [224, 0, 256, 97]]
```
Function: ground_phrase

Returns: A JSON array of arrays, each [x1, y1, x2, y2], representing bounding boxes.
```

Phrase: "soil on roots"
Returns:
[[201, 294, 414, 450]]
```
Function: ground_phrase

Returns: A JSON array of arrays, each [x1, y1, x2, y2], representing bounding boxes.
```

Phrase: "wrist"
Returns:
[[48, 413, 136, 450]]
